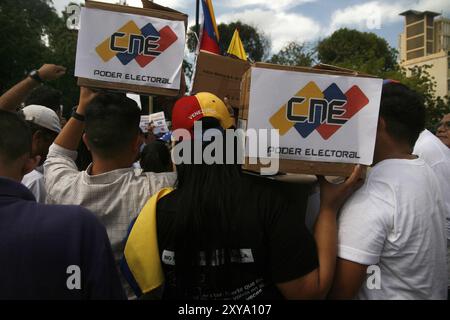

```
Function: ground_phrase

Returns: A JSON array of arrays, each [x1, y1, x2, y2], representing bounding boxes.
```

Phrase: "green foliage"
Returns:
[[0, 0, 58, 91], [384, 65, 450, 130], [317, 28, 449, 130], [0, 0, 80, 116], [187, 21, 271, 62], [317, 28, 398, 75], [268, 42, 314, 67], [45, 3, 80, 117]]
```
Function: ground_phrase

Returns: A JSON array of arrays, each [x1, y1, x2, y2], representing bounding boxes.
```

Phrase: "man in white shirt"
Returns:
[[414, 129, 450, 296], [329, 81, 448, 300], [20, 105, 61, 203], [43, 88, 176, 298]]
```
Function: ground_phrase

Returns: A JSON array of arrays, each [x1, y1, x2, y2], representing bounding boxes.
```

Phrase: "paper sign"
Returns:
[[246, 67, 383, 165], [139, 115, 150, 133], [149, 112, 169, 135], [75, 7, 185, 91]]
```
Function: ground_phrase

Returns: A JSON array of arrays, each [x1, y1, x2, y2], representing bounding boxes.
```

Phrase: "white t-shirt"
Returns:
[[337, 158, 448, 300], [21, 166, 46, 203], [414, 129, 450, 240]]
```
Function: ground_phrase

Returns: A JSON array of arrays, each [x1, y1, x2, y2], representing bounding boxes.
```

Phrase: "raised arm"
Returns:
[[0, 64, 66, 111], [276, 165, 364, 299], [54, 87, 98, 151]]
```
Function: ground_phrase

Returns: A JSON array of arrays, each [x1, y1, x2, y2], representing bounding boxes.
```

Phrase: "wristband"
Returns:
[[71, 110, 85, 122]]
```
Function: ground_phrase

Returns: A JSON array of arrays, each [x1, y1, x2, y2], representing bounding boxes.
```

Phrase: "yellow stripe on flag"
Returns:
[[206, 0, 220, 41]]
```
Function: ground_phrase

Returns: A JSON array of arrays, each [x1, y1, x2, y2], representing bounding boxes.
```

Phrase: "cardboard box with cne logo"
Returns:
[[239, 63, 383, 177], [75, 0, 188, 96]]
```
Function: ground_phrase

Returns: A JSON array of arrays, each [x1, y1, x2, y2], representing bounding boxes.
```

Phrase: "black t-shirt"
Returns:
[[156, 173, 318, 300]]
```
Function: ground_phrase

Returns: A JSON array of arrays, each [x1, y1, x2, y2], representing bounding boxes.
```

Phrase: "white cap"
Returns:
[[22, 105, 61, 133]]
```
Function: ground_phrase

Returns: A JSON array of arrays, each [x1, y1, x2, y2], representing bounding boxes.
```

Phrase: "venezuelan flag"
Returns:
[[200, 0, 221, 54]]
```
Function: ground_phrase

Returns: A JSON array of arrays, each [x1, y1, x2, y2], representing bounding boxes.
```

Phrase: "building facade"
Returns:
[[399, 10, 450, 98]]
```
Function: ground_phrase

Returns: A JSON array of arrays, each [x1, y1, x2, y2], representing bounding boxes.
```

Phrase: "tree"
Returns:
[[0, 0, 59, 93], [316, 28, 449, 130], [268, 42, 314, 67], [385, 65, 450, 130], [45, 3, 80, 118], [0, 0, 82, 117], [317, 28, 397, 76], [187, 21, 271, 62]]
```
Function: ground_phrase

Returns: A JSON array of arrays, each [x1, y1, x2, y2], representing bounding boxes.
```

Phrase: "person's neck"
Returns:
[[90, 156, 133, 175], [373, 139, 416, 165], [0, 167, 21, 182]]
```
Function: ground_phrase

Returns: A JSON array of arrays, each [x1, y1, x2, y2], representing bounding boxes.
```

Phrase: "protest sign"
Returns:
[[75, 1, 187, 96], [149, 111, 169, 135], [139, 115, 150, 133], [191, 50, 251, 109], [140, 112, 169, 135], [240, 63, 383, 177]]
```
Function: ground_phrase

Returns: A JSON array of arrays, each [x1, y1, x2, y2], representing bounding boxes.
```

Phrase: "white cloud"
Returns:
[[217, 8, 322, 53], [414, 0, 450, 15], [328, 1, 403, 35], [225, 0, 316, 11], [327, 0, 450, 36], [151, 0, 187, 10], [52, 0, 187, 14]]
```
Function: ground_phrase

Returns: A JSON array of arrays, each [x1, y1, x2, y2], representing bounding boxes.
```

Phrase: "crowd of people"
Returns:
[[0, 64, 449, 300]]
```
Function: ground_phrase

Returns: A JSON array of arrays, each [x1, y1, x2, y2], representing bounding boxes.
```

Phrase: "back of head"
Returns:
[[0, 110, 31, 165], [24, 85, 62, 115], [380, 82, 425, 148], [84, 93, 140, 158], [140, 141, 171, 173]]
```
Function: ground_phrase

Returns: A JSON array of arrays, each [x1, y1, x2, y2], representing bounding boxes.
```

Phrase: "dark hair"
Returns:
[[84, 93, 141, 157], [24, 85, 62, 115], [380, 82, 425, 148], [140, 141, 171, 173], [0, 110, 31, 164], [173, 117, 241, 296]]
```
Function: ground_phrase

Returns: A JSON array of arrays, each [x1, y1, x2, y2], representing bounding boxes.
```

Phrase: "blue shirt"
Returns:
[[0, 177, 125, 299]]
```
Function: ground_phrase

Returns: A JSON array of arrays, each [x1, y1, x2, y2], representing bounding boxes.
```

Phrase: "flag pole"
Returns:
[[195, 0, 200, 42]]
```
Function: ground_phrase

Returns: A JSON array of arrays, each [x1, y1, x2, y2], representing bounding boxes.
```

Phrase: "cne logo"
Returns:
[[270, 82, 369, 140], [96, 20, 178, 67]]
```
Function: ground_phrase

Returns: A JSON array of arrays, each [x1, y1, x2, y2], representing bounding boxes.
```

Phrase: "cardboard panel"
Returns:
[[191, 50, 251, 108], [244, 158, 367, 177]]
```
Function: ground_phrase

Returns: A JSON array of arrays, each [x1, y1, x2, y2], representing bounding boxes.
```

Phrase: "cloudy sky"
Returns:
[[53, 0, 450, 54]]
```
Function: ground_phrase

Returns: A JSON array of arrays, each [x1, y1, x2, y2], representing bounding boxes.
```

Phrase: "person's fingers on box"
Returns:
[[345, 165, 364, 191]]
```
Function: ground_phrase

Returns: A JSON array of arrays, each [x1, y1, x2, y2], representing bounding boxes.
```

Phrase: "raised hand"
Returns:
[[37, 64, 67, 81]]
